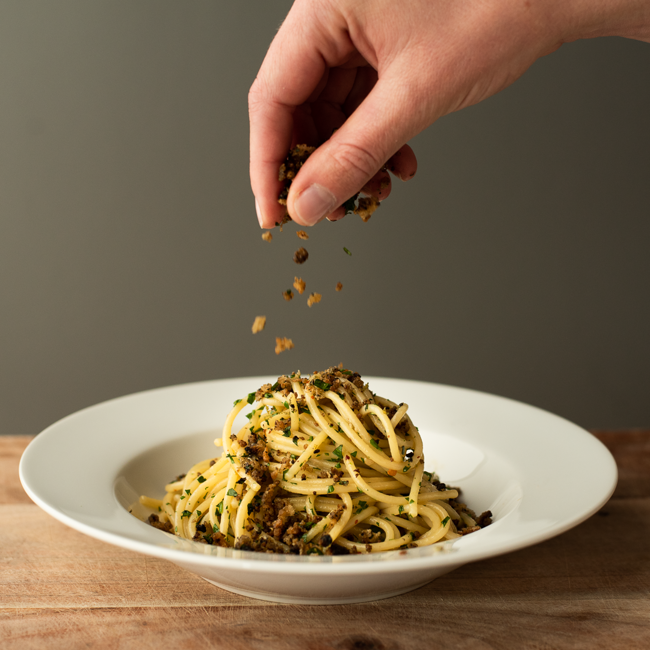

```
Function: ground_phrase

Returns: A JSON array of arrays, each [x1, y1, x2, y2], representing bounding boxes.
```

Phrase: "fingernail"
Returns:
[[255, 197, 264, 228], [294, 184, 337, 226]]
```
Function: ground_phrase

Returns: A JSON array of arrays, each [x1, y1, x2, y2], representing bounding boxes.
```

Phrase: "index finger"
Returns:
[[248, 5, 352, 228]]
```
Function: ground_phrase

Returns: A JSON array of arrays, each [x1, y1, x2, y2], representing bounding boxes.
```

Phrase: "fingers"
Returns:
[[386, 144, 418, 181], [362, 169, 391, 201], [249, 4, 355, 228], [286, 67, 425, 226]]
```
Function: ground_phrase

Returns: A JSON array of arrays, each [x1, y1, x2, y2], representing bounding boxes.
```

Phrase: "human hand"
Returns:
[[249, 0, 650, 228]]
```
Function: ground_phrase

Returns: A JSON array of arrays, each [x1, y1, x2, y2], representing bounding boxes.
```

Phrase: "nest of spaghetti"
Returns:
[[141, 368, 491, 555]]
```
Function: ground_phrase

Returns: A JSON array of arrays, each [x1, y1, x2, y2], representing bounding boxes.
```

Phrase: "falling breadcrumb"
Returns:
[[335, 282, 343, 292], [261, 232, 273, 242], [293, 247, 309, 264], [275, 337, 294, 354], [296, 230, 309, 240], [252, 316, 266, 334], [307, 293, 322, 307], [282, 290, 293, 301], [293, 277, 306, 295]]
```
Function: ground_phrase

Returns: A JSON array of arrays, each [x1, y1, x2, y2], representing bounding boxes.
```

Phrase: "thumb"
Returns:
[[287, 69, 430, 226]]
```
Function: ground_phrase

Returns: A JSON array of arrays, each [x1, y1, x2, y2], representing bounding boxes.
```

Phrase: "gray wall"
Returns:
[[1, 1, 648, 434]]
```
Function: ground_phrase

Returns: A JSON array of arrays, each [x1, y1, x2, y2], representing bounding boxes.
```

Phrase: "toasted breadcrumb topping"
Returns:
[[261, 232, 273, 242], [278, 145, 316, 208], [293, 277, 306, 295], [354, 196, 379, 222], [293, 247, 309, 264], [252, 316, 266, 334], [335, 282, 343, 292], [282, 290, 293, 301], [275, 337, 294, 354], [307, 293, 322, 307], [296, 230, 309, 240]]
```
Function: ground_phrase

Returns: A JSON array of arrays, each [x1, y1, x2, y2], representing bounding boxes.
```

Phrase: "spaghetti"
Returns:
[[140, 367, 491, 554]]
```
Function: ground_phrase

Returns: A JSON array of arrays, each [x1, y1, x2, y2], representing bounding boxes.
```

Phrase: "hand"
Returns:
[[249, 0, 650, 228]]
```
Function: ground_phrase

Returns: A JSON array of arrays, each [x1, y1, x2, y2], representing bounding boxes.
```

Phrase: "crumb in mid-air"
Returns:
[[293, 277, 306, 295], [252, 316, 266, 334], [282, 289, 293, 301], [296, 230, 309, 240], [336, 282, 343, 292], [275, 337, 294, 354], [261, 231, 272, 242], [307, 293, 322, 307], [293, 247, 309, 264]]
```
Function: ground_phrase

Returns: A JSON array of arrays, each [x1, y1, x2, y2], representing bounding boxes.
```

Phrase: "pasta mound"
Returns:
[[140, 367, 491, 555]]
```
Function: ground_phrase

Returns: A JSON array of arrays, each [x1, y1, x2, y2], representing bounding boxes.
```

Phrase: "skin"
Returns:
[[249, 0, 650, 228]]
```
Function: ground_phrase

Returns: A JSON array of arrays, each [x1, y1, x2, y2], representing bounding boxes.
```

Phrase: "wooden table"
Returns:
[[2, 432, 649, 649]]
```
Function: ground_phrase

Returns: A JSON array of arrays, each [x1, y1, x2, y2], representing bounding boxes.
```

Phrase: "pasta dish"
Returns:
[[140, 367, 491, 554]]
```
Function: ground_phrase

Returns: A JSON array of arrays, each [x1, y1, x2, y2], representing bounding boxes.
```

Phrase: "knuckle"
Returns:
[[248, 78, 267, 113], [333, 142, 383, 180]]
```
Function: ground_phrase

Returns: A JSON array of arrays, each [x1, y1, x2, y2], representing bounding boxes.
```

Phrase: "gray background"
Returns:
[[1, 1, 648, 434]]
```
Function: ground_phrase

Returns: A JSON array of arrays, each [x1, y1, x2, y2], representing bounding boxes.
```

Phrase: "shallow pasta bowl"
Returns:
[[20, 376, 617, 604]]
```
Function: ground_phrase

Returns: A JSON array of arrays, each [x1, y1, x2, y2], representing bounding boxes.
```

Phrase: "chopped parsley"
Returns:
[[327, 485, 335, 494], [354, 501, 368, 515], [184, 489, 191, 495], [181, 510, 191, 519], [233, 398, 242, 406], [216, 501, 224, 515], [333, 445, 343, 459], [441, 516, 450, 527], [213, 524, 219, 533], [227, 488, 238, 497], [351, 451, 357, 458], [370, 439, 381, 450], [343, 246, 352, 256], [292, 435, 299, 446], [307, 547, 323, 555], [197, 475, 206, 484], [247, 392, 256, 404], [313, 379, 331, 391]]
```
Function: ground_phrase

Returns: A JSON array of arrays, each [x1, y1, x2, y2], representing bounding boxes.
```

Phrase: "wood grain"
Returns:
[[2, 433, 649, 649]]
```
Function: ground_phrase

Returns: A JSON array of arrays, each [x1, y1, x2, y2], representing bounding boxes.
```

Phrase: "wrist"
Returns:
[[553, 0, 650, 43]]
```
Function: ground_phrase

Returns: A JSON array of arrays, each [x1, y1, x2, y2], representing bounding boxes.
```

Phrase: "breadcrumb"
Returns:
[[252, 316, 266, 334], [282, 290, 293, 301], [296, 230, 309, 240], [278, 145, 316, 206], [335, 282, 343, 292], [354, 196, 379, 222], [307, 293, 322, 307], [293, 247, 309, 264], [275, 337, 294, 354], [293, 277, 306, 295], [262, 232, 273, 242]]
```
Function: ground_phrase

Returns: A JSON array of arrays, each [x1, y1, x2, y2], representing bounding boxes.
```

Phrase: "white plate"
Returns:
[[20, 377, 617, 604]]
